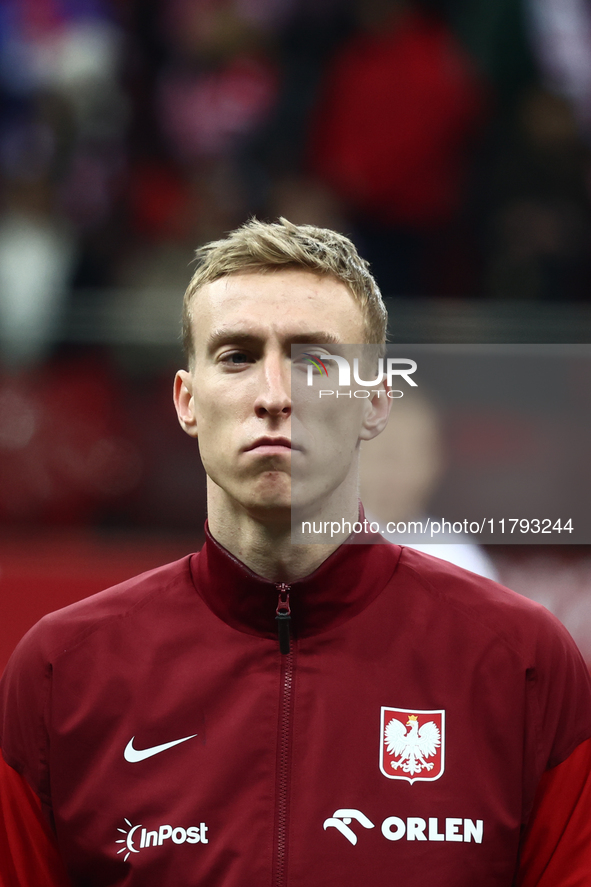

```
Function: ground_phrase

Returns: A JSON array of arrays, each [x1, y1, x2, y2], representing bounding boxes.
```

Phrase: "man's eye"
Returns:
[[221, 352, 252, 365], [223, 351, 250, 363]]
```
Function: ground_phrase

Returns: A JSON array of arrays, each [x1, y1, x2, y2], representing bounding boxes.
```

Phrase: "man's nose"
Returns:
[[254, 354, 291, 417]]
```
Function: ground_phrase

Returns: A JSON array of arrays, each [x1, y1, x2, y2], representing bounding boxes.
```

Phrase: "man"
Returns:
[[1, 218, 591, 886]]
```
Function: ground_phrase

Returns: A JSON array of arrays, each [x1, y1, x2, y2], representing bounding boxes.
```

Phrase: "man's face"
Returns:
[[174, 269, 385, 523]]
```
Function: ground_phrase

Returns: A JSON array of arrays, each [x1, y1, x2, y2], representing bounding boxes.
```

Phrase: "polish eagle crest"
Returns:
[[380, 707, 445, 783]]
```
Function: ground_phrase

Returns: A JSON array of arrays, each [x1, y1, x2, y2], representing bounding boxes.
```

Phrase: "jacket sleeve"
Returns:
[[0, 754, 71, 887], [517, 736, 591, 887]]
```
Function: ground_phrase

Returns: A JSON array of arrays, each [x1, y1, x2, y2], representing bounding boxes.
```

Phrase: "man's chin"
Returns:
[[238, 479, 293, 523]]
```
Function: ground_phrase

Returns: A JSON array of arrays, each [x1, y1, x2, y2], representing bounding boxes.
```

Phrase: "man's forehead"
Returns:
[[195, 268, 353, 303], [191, 269, 365, 343]]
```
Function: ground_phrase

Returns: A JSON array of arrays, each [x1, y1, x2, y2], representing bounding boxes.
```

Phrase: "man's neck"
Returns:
[[209, 514, 339, 583], [206, 483, 358, 583]]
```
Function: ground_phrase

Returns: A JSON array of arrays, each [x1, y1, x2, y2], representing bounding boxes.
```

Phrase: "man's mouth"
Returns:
[[245, 437, 293, 454]]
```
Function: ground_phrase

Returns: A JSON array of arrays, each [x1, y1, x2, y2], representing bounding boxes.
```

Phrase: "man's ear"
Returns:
[[173, 370, 199, 438], [359, 382, 392, 441]]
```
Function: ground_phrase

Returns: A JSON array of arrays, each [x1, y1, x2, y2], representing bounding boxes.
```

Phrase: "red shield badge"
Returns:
[[380, 707, 445, 784]]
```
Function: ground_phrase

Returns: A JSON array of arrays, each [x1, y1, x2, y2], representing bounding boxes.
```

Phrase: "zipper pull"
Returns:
[[275, 583, 291, 655]]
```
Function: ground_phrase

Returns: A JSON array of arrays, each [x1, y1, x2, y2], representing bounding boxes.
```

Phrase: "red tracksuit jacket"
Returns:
[[1, 530, 591, 886]]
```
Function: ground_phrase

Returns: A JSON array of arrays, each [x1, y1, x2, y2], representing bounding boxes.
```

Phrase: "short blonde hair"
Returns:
[[182, 217, 388, 364]]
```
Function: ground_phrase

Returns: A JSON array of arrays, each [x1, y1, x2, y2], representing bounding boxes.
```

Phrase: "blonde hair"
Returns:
[[182, 217, 388, 363]]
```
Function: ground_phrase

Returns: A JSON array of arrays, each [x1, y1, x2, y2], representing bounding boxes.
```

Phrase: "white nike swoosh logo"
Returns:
[[124, 733, 198, 762]]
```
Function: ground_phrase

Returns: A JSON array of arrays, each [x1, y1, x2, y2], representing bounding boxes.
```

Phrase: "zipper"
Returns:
[[275, 583, 291, 655], [274, 583, 295, 887]]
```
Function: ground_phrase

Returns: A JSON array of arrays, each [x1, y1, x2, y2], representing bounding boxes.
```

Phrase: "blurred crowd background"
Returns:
[[1, 0, 591, 669]]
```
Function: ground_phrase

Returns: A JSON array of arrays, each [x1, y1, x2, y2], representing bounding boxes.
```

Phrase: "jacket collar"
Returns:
[[190, 520, 401, 641]]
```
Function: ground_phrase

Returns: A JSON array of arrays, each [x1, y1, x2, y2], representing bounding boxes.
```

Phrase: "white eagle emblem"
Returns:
[[380, 707, 445, 783]]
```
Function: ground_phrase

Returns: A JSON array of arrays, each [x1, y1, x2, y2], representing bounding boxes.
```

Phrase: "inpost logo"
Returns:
[[116, 818, 208, 862], [303, 353, 417, 399]]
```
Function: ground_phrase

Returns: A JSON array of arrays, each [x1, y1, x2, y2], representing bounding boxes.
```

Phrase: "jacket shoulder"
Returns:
[[397, 545, 563, 647], [8, 555, 194, 665]]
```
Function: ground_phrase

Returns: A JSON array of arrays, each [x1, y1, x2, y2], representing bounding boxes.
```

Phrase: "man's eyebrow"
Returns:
[[207, 329, 341, 351], [207, 330, 256, 351]]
